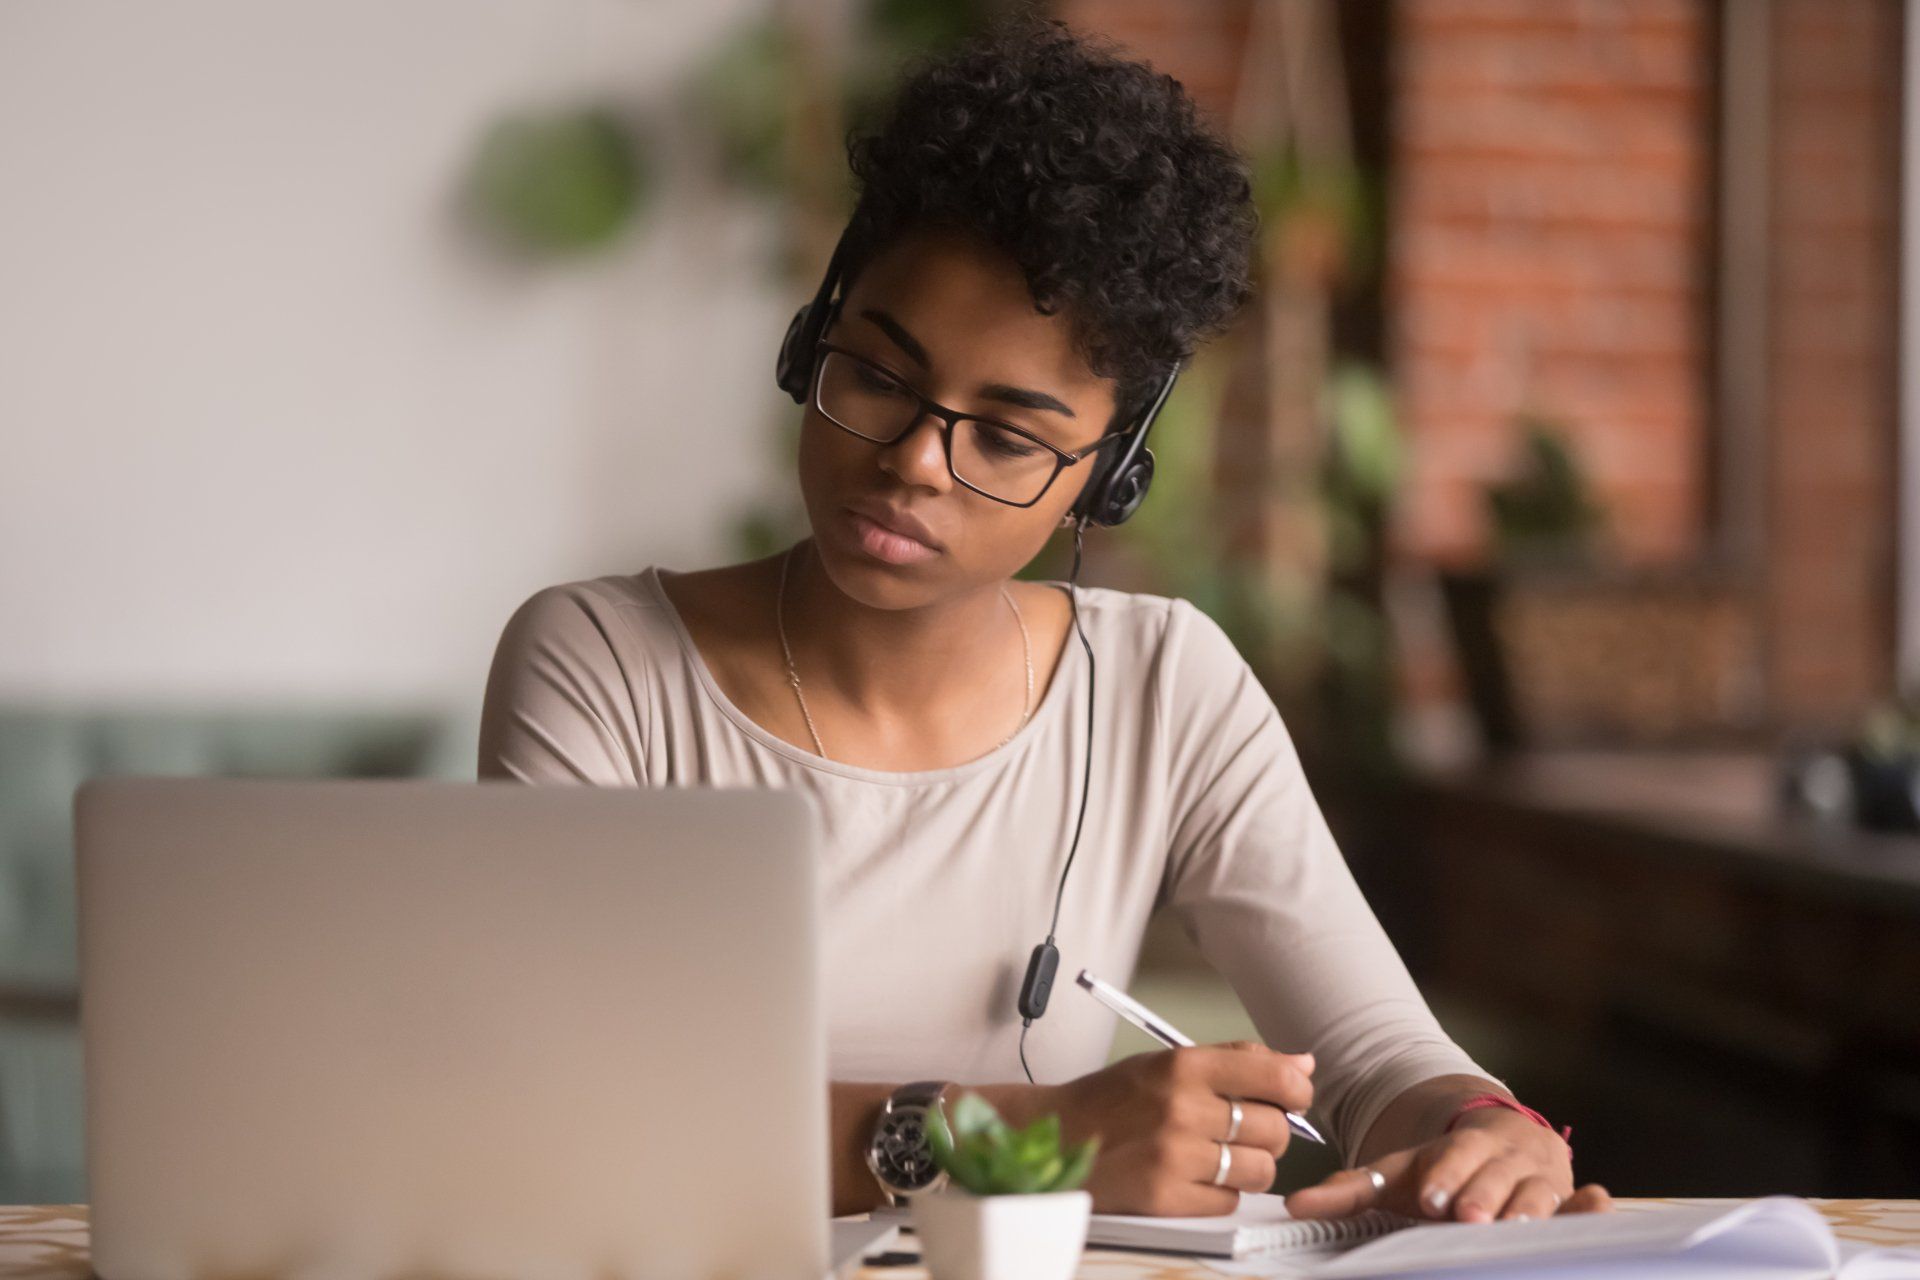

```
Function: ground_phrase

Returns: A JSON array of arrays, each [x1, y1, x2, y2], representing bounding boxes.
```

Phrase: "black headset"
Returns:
[[776, 214, 1182, 1082]]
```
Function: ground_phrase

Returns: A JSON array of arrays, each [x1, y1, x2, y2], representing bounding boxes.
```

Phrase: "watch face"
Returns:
[[874, 1105, 941, 1189]]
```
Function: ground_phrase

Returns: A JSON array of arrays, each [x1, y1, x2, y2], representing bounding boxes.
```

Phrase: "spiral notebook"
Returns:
[[1081, 1192, 1413, 1259]]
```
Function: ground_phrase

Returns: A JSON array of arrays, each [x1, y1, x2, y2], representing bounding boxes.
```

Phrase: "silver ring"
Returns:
[[1224, 1096, 1244, 1144], [1360, 1166, 1386, 1195], [1212, 1141, 1233, 1187]]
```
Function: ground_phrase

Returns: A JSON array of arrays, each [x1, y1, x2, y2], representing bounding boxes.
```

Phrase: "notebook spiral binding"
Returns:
[[1249, 1209, 1417, 1254]]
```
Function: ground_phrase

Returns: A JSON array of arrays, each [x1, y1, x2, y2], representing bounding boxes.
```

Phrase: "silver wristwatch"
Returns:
[[864, 1079, 953, 1207]]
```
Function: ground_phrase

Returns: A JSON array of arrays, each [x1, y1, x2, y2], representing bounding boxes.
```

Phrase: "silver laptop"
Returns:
[[76, 777, 884, 1280]]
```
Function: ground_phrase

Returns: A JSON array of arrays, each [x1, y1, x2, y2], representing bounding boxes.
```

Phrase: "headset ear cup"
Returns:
[[1068, 446, 1116, 523], [1098, 450, 1155, 526], [775, 304, 816, 404]]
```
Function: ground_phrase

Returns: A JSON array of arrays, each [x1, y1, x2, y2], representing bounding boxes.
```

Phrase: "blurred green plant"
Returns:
[[927, 1091, 1098, 1196], [1087, 354, 1406, 774], [1090, 349, 1313, 695], [691, 17, 803, 200], [1486, 419, 1602, 564], [1321, 363, 1402, 574], [1856, 701, 1920, 763], [1247, 145, 1380, 290], [1315, 362, 1403, 771], [469, 108, 650, 255]]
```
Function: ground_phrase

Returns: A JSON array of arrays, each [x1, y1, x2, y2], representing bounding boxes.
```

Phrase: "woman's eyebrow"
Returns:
[[859, 307, 932, 368], [859, 307, 1078, 420]]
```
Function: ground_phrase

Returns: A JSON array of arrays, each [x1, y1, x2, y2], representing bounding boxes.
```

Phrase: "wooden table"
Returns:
[[4, 1199, 1917, 1278]]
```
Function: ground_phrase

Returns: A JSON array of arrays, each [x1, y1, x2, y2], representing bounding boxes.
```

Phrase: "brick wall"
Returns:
[[1762, 0, 1902, 726], [1054, 3, 1718, 571], [1391, 0, 1903, 727], [1388, 0, 1714, 568]]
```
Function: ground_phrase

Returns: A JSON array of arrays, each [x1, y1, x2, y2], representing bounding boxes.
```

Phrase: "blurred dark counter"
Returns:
[[1416, 750, 1920, 911], [1402, 750, 1920, 1196]]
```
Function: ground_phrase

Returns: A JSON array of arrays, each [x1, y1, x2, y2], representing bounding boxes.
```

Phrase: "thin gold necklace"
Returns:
[[776, 541, 1033, 761]]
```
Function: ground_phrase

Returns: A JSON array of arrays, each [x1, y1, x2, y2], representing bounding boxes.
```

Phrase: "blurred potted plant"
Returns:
[[1782, 700, 1920, 833], [1441, 419, 1603, 753], [1444, 421, 1763, 752], [911, 1091, 1099, 1280], [1486, 420, 1603, 567], [1846, 703, 1920, 831]]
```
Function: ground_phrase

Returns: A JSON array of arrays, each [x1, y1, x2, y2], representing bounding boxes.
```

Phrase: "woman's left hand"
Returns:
[[1283, 1109, 1613, 1223]]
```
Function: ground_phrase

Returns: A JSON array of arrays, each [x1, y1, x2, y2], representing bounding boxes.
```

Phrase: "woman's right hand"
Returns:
[[1040, 1039, 1316, 1216]]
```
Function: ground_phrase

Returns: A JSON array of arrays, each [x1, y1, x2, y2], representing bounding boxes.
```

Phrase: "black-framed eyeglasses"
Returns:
[[810, 342, 1126, 507]]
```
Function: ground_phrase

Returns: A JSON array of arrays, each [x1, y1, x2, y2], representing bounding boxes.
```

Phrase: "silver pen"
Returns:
[[1075, 968, 1326, 1145]]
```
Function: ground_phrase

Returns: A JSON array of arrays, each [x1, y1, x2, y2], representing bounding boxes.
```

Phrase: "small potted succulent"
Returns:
[[911, 1092, 1100, 1280]]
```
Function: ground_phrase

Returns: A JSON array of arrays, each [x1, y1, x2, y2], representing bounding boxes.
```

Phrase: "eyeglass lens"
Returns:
[[815, 350, 1060, 504]]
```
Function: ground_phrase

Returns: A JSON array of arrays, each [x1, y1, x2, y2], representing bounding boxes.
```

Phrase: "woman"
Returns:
[[480, 17, 1611, 1224]]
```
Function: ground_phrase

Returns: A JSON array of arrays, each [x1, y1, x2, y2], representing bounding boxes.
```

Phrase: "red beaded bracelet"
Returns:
[[1443, 1093, 1574, 1151]]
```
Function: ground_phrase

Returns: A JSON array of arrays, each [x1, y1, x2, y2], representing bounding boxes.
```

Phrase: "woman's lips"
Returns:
[[845, 508, 941, 565]]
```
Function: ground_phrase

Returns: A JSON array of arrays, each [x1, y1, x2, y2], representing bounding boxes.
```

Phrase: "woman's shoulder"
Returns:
[[492, 567, 686, 669], [480, 570, 687, 784], [1031, 579, 1230, 664], [1047, 582, 1263, 737]]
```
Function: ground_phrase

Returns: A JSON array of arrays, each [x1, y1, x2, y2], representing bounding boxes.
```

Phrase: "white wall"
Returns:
[[0, 0, 794, 708]]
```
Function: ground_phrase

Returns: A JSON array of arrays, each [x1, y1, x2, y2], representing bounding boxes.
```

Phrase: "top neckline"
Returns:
[[636, 563, 1084, 787]]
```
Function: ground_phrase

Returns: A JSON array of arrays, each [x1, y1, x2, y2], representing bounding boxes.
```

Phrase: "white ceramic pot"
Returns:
[[910, 1187, 1093, 1280]]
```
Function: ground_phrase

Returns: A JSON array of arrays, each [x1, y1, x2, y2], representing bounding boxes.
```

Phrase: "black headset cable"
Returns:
[[1018, 514, 1097, 1085]]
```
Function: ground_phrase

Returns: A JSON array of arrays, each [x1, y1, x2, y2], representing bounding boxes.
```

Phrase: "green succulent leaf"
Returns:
[[985, 1136, 1022, 1187], [927, 1101, 955, 1164], [950, 1147, 994, 1194], [1027, 1153, 1065, 1190], [1045, 1137, 1100, 1192], [949, 1092, 1003, 1141], [925, 1092, 1091, 1195]]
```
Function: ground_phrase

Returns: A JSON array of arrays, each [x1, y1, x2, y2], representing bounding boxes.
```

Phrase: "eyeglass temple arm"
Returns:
[[1072, 366, 1179, 463]]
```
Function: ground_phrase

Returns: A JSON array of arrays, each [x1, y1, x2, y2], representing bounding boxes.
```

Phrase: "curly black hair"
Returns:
[[841, 15, 1259, 430]]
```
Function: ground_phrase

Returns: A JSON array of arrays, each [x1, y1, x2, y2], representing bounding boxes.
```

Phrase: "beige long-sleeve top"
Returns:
[[477, 565, 1500, 1163]]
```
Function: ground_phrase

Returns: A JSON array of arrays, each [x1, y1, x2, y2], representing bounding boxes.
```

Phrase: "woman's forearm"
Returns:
[[828, 1080, 1056, 1216], [829, 1082, 895, 1216], [1350, 1073, 1512, 1170]]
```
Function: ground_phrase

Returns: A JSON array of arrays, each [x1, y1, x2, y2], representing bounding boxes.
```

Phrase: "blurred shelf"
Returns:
[[1416, 750, 1920, 913]]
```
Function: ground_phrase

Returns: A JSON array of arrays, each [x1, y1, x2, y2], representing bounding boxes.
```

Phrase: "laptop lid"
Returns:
[[77, 777, 828, 1280]]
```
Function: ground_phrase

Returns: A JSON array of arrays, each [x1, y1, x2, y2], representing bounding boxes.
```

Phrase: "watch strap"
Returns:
[[894, 1079, 950, 1110]]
